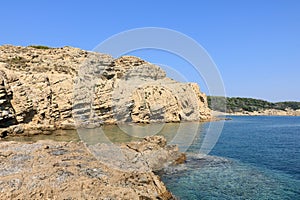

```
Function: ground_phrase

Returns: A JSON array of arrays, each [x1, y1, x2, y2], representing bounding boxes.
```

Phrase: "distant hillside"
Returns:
[[207, 96, 300, 113]]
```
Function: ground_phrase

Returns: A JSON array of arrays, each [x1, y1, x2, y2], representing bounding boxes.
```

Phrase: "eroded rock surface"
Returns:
[[0, 136, 182, 199], [0, 45, 211, 136]]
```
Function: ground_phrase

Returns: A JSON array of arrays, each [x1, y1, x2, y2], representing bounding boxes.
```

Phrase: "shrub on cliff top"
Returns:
[[28, 45, 52, 50]]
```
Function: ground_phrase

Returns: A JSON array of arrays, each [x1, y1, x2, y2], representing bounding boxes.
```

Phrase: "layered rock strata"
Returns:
[[0, 45, 211, 136]]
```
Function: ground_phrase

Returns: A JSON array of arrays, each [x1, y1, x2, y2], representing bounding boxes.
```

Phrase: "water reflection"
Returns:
[[78, 122, 206, 152], [4, 122, 207, 152], [2, 129, 80, 142]]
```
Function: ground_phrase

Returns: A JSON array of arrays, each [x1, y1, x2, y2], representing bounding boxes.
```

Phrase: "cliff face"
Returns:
[[0, 45, 211, 135]]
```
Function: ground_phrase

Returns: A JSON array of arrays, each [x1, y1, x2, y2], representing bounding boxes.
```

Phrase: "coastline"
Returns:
[[212, 109, 300, 117], [0, 45, 210, 199], [1, 44, 298, 199]]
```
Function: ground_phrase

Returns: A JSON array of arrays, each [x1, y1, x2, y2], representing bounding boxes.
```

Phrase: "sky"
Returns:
[[0, 0, 299, 102]]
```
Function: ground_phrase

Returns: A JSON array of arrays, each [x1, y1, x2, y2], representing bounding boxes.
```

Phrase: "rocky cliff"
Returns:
[[0, 45, 211, 136]]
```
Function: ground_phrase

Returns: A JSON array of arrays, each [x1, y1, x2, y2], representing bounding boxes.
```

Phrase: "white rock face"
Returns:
[[0, 45, 211, 134]]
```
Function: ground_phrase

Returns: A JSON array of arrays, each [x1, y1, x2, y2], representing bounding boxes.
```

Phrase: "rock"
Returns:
[[0, 45, 211, 136], [9, 124, 24, 134], [0, 129, 8, 138], [88, 136, 185, 172], [0, 72, 17, 128], [174, 153, 187, 164], [0, 136, 180, 199]]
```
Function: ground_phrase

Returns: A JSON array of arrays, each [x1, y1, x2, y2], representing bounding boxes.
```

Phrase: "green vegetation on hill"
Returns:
[[207, 96, 300, 113], [28, 45, 52, 49]]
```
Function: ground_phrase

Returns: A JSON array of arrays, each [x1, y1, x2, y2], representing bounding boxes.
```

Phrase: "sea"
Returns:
[[4, 116, 300, 199], [159, 116, 300, 200]]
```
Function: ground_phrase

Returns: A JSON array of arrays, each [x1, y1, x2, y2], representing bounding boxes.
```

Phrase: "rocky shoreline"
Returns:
[[0, 45, 211, 199], [212, 109, 300, 116], [0, 135, 184, 199]]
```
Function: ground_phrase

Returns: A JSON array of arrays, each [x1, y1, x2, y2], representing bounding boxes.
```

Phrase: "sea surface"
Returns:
[[160, 116, 300, 199], [4, 116, 300, 199]]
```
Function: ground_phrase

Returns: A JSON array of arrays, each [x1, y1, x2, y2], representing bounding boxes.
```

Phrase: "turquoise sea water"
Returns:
[[160, 116, 300, 199]]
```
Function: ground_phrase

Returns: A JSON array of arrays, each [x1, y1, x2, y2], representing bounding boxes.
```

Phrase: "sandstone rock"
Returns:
[[0, 45, 211, 135], [0, 72, 17, 128], [0, 136, 180, 199], [88, 136, 185, 172]]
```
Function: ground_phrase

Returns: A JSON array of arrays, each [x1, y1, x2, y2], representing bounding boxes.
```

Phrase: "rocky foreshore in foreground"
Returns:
[[0, 135, 184, 199]]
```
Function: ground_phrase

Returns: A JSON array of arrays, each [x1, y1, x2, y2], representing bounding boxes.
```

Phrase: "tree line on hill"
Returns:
[[207, 96, 300, 113]]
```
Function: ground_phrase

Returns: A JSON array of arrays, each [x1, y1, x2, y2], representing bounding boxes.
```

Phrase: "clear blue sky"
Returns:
[[1, 0, 299, 102]]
